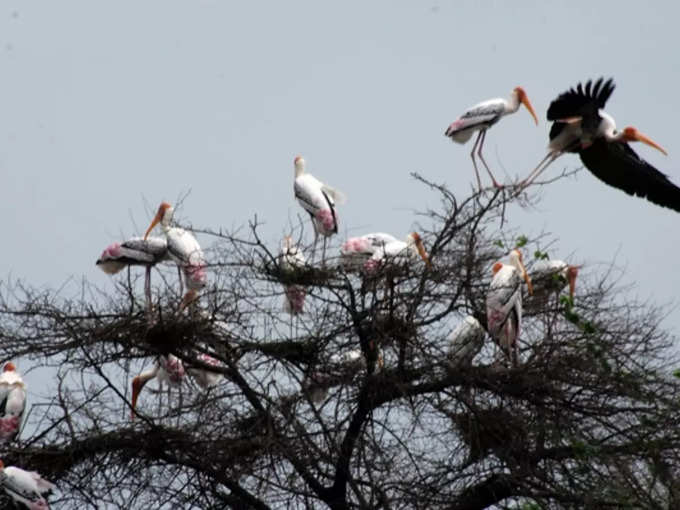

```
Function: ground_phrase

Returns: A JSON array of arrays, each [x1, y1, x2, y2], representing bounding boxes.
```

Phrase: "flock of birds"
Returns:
[[0, 78, 675, 508]]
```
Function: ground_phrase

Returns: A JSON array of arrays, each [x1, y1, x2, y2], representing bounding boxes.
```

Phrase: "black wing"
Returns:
[[547, 78, 615, 121], [579, 139, 680, 213]]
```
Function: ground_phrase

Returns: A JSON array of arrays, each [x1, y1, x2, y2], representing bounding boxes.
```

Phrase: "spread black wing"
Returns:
[[579, 139, 680, 212], [547, 77, 615, 121]]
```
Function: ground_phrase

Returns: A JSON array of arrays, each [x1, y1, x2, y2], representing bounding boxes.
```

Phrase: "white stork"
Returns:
[[0, 460, 54, 510], [293, 155, 346, 263], [445, 86, 538, 189], [448, 316, 485, 366], [96, 236, 169, 316], [144, 202, 206, 311], [130, 355, 185, 419], [486, 249, 533, 366], [0, 363, 25, 443], [363, 233, 432, 274]]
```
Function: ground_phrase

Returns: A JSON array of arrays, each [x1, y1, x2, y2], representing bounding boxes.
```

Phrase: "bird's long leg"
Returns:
[[469, 131, 484, 191], [521, 151, 561, 188], [311, 229, 319, 265], [144, 266, 153, 321], [322, 237, 328, 267], [477, 130, 502, 188], [177, 267, 184, 299]]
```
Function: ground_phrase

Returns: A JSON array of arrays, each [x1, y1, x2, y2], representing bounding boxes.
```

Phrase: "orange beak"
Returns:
[[516, 87, 538, 125], [517, 258, 533, 296], [144, 210, 163, 240], [567, 266, 579, 299], [414, 238, 432, 269], [624, 127, 668, 156], [130, 376, 148, 420]]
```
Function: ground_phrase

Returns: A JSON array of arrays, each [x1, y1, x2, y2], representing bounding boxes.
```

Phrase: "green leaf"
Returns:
[[516, 235, 528, 248], [493, 240, 505, 249]]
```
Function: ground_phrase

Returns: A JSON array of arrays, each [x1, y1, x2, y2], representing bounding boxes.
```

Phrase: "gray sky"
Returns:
[[1, 1, 678, 355]]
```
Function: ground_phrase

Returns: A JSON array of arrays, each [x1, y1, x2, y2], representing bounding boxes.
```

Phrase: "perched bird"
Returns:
[[340, 232, 400, 270], [524, 79, 678, 212], [187, 353, 224, 389], [445, 86, 538, 189], [0, 363, 25, 443], [144, 202, 207, 310], [486, 249, 533, 366], [448, 316, 485, 366], [96, 236, 169, 315], [527, 259, 579, 302], [130, 355, 185, 419], [0, 459, 54, 510], [279, 236, 307, 316], [293, 155, 346, 263], [363, 233, 432, 273]]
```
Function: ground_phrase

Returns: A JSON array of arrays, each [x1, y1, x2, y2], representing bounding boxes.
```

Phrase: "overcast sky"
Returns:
[[1, 1, 678, 383]]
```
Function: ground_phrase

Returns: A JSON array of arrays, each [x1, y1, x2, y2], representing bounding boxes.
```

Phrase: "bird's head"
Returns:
[[3, 362, 16, 372], [294, 155, 306, 177], [621, 127, 668, 155], [144, 202, 173, 240], [409, 232, 432, 269], [509, 249, 533, 295], [514, 86, 538, 125]]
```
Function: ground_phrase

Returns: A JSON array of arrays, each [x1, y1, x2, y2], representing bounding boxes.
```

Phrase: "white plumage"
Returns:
[[445, 87, 538, 189], [340, 232, 400, 270], [448, 316, 485, 366], [486, 250, 533, 366], [0, 460, 54, 510], [363, 233, 432, 273], [0, 363, 25, 443]]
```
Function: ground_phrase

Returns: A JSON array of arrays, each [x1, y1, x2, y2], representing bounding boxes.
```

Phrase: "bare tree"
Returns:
[[0, 175, 679, 509]]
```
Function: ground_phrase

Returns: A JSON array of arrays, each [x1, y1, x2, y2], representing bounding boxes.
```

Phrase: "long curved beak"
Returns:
[[521, 95, 539, 125], [634, 131, 668, 156], [144, 210, 163, 240], [567, 266, 580, 299], [415, 239, 432, 269], [519, 260, 533, 296], [130, 376, 149, 420]]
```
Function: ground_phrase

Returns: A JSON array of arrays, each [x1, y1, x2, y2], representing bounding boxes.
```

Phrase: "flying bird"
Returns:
[[448, 316, 485, 366], [445, 86, 538, 189], [0, 459, 54, 510], [0, 363, 25, 443], [293, 155, 346, 263], [363, 233, 432, 274], [96, 236, 169, 315], [144, 202, 207, 310], [523, 79, 678, 212], [130, 355, 185, 419], [486, 249, 533, 366]]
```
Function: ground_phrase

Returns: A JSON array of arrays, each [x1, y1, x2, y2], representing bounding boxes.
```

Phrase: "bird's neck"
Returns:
[[505, 91, 521, 114]]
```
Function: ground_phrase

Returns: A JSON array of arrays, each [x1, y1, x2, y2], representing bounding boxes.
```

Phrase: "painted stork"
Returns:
[[0, 363, 25, 443], [96, 236, 169, 316], [486, 249, 533, 366], [448, 316, 485, 366], [527, 259, 579, 302], [130, 355, 185, 419], [363, 233, 432, 273], [523, 79, 678, 212], [0, 460, 54, 510], [279, 236, 307, 316], [144, 202, 207, 310], [293, 155, 346, 263], [340, 232, 400, 270], [187, 353, 224, 389], [445, 86, 538, 189]]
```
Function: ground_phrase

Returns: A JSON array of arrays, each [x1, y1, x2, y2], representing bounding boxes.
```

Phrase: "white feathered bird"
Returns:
[[130, 355, 185, 419], [0, 460, 54, 510], [340, 232, 400, 270], [363, 233, 432, 273], [293, 155, 346, 262], [527, 259, 579, 301], [144, 202, 206, 310], [445, 87, 538, 189], [486, 249, 533, 366], [448, 316, 485, 366], [0, 363, 25, 443]]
